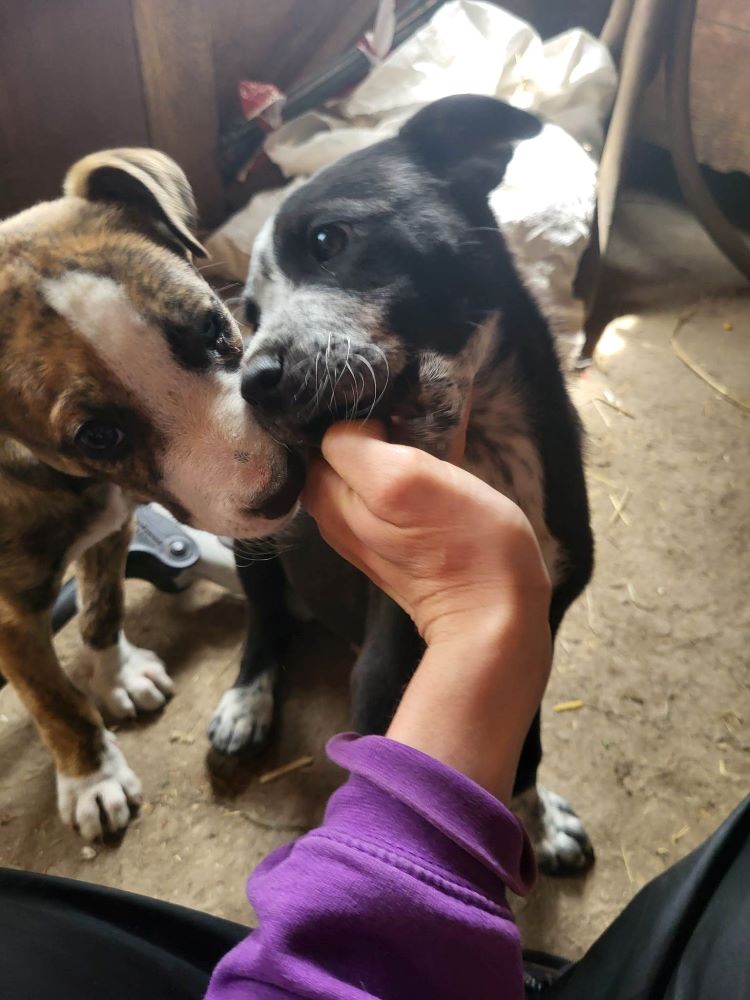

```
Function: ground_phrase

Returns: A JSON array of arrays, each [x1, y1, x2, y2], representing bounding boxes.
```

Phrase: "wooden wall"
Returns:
[[637, 0, 750, 174], [0, 0, 149, 219], [10, 0, 745, 231], [0, 0, 382, 226]]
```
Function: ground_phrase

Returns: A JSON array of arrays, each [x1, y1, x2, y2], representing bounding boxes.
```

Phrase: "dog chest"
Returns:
[[66, 485, 132, 564], [463, 383, 561, 585]]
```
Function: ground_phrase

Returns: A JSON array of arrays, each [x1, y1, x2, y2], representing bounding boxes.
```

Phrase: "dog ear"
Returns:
[[63, 149, 208, 258], [399, 95, 541, 193]]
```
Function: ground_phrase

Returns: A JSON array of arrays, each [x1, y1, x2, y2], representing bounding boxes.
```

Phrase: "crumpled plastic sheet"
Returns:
[[206, 1, 616, 344]]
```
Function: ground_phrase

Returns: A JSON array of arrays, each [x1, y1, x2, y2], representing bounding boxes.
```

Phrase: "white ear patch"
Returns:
[[43, 271, 149, 349]]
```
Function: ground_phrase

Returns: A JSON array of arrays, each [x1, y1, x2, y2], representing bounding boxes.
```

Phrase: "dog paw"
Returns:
[[89, 636, 174, 719], [57, 733, 142, 840], [208, 675, 274, 754], [514, 785, 594, 876]]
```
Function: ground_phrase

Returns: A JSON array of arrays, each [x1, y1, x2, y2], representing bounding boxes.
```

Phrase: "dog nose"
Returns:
[[242, 353, 283, 406], [248, 450, 306, 520]]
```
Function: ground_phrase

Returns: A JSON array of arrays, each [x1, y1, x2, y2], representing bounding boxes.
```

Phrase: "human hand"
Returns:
[[302, 419, 553, 802], [302, 420, 550, 649]]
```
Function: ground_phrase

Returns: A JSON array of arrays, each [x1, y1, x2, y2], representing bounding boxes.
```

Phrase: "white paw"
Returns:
[[208, 674, 274, 754], [88, 635, 174, 719], [57, 733, 142, 840], [513, 785, 594, 876]]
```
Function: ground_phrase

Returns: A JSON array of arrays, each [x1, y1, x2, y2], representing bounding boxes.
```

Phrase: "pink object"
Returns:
[[357, 0, 396, 64], [238, 81, 286, 130]]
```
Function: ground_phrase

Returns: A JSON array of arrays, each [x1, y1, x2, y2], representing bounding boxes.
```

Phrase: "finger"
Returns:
[[303, 456, 415, 604], [318, 422, 389, 495], [446, 387, 474, 466], [303, 472, 405, 607], [319, 422, 429, 518], [303, 455, 383, 562], [323, 420, 388, 450]]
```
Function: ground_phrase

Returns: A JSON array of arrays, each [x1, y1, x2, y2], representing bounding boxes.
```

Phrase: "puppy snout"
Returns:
[[241, 352, 285, 408], [242, 338, 391, 441], [246, 449, 305, 520]]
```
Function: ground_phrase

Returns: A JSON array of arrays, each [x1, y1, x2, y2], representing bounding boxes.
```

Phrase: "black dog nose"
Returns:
[[242, 353, 283, 406]]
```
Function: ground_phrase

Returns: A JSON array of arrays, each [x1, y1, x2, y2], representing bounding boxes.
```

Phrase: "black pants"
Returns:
[[1, 795, 747, 1000]]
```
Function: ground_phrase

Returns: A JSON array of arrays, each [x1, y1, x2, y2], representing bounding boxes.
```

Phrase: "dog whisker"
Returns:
[[313, 352, 321, 406], [197, 259, 230, 272], [325, 332, 336, 411], [293, 368, 312, 403], [353, 353, 379, 422], [214, 281, 243, 296], [331, 336, 350, 399], [234, 523, 300, 565], [344, 361, 358, 421], [369, 343, 391, 412]]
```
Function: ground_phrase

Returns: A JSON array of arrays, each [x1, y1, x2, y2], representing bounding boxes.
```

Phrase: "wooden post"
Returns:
[[132, 0, 225, 227]]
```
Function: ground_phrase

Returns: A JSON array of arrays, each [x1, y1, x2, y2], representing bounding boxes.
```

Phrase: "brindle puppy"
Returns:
[[0, 151, 302, 839]]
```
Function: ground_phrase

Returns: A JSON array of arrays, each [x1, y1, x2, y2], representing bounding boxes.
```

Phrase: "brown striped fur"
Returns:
[[0, 150, 291, 835]]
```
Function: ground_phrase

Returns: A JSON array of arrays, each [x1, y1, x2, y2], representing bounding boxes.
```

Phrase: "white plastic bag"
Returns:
[[206, 0, 616, 342]]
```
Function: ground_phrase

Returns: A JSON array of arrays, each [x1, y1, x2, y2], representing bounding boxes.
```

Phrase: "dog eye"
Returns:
[[309, 223, 350, 264], [75, 421, 127, 460], [202, 309, 226, 347], [203, 308, 237, 355], [243, 297, 261, 330]]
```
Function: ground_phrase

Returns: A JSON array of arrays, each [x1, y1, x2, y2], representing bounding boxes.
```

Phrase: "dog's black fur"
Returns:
[[212, 96, 595, 872]]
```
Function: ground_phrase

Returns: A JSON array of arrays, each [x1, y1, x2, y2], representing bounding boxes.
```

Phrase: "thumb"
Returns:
[[321, 419, 388, 452], [319, 419, 388, 474]]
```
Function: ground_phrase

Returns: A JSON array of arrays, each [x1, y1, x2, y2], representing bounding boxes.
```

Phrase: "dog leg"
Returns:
[[512, 589, 595, 875], [351, 587, 424, 735], [355, 588, 595, 874], [208, 553, 286, 754], [77, 523, 173, 719], [513, 781, 594, 876], [0, 600, 140, 839], [513, 715, 594, 874]]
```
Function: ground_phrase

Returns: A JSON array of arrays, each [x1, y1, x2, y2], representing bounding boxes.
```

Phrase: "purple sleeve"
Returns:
[[205, 733, 536, 1000]]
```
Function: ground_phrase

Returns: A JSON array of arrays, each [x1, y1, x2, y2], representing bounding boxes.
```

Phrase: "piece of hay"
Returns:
[[599, 388, 635, 419], [168, 731, 195, 745], [672, 311, 750, 412], [584, 588, 599, 635], [259, 756, 314, 784], [608, 487, 632, 527], [592, 399, 612, 428], [620, 844, 635, 884], [553, 699, 584, 713], [626, 581, 656, 611]]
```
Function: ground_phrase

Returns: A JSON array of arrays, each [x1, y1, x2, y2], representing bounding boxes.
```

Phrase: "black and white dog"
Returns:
[[209, 95, 595, 874]]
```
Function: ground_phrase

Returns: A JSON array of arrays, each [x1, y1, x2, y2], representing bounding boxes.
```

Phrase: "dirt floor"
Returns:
[[1, 190, 748, 961]]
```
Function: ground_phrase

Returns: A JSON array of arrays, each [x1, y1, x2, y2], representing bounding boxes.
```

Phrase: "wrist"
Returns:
[[421, 588, 550, 652], [387, 610, 552, 804]]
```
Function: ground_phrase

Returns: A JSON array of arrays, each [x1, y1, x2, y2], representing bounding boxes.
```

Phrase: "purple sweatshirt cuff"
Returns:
[[325, 733, 536, 899], [206, 733, 535, 1000]]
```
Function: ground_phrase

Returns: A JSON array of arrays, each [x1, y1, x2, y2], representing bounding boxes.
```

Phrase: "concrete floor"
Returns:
[[1, 190, 748, 960]]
